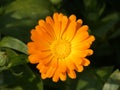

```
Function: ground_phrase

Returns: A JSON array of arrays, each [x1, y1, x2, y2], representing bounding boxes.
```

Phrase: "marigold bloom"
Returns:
[[27, 12, 95, 82]]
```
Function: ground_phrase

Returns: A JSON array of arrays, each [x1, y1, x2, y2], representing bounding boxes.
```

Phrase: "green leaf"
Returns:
[[94, 13, 119, 38], [5, 0, 52, 19], [50, 0, 62, 5], [0, 49, 28, 72], [101, 13, 119, 22], [2, 64, 43, 90], [6, 49, 28, 67], [83, 0, 105, 21], [66, 66, 113, 90], [103, 69, 120, 90], [0, 51, 8, 67], [0, 36, 27, 54]]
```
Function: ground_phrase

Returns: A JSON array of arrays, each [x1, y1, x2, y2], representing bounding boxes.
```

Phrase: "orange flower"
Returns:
[[27, 12, 95, 82]]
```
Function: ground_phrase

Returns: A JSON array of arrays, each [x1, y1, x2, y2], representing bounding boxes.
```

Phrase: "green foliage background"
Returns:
[[0, 0, 120, 90]]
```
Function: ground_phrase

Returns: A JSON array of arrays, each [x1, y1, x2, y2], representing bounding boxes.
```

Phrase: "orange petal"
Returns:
[[52, 71, 60, 82], [39, 50, 52, 59], [31, 29, 52, 51], [27, 42, 37, 54], [53, 13, 69, 39], [75, 64, 84, 72], [45, 57, 58, 78], [75, 43, 90, 50], [40, 54, 53, 65], [67, 55, 84, 72], [72, 35, 95, 50], [58, 13, 64, 21], [67, 70, 76, 79], [60, 16, 68, 36], [51, 59, 66, 81], [62, 21, 77, 41], [45, 66, 56, 78], [71, 25, 89, 43], [65, 58, 75, 70], [71, 49, 93, 57], [84, 35, 95, 44], [51, 57, 62, 82], [53, 13, 59, 22], [69, 14, 76, 21], [37, 64, 49, 74], [28, 54, 40, 64], [36, 63, 42, 70], [35, 25, 53, 42], [30, 29, 40, 42], [27, 42, 49, 54], [76, 19, 83, 30], [82, 58, 90, 66], [54, 13, 64, 38], [53, 20, 61, 39], [37, 42, 50, 51], [31, 29, 51, 44], [46, 16, 54, 25], [73, 57, 83, 65], [59, 72, 66, 81], [38, 20, 55, 39], [58, 59, 66, 72], [53, 13, 64, 22], [51, 13, 62, 38], [41, 73, 47, 79]]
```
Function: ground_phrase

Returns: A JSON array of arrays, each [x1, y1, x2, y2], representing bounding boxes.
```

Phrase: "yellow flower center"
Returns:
[[51, 39, 71, 59]]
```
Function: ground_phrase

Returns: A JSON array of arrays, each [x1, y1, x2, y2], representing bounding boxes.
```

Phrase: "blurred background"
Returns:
[[0, 0, 120, 90]]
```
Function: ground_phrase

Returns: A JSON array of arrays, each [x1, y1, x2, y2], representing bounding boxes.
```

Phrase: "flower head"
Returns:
[[27, 12, 95, 82]]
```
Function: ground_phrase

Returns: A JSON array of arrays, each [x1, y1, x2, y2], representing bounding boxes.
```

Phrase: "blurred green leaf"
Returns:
[[0, 86, 23, 90], [0, 49, 28, 72], [1, 64, 43, 90], [94, 13, 119, 38], [0, 36, 27, 54], [0, 51, 8, 67], [83, 0, 105, 21], [101, 13, 119, 22], [110, 28, 120, 39], [6, 49, 28, 67], [0, 7, 4, 15], [103, 69, 120, 90], [66, 66, 113, 90], [5, 0, 52, 19], [50, 0, 62, 5]]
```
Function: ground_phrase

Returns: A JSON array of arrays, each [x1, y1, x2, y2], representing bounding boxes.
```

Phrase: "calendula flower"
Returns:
[[27, 12, 95, 82]]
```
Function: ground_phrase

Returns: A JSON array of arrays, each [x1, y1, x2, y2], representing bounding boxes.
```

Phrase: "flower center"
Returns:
[[51, 39, 71, 59]]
